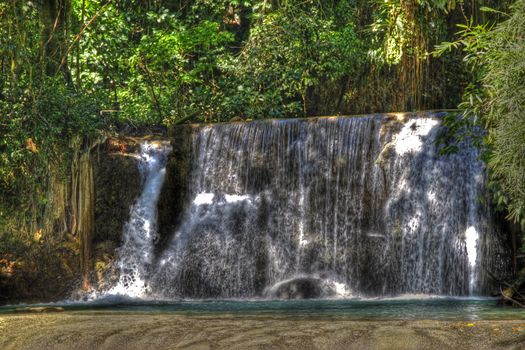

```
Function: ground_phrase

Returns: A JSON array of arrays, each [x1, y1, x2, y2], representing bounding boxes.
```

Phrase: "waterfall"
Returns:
[[108, 141, 172, 297], [109, 115, 509, 299]]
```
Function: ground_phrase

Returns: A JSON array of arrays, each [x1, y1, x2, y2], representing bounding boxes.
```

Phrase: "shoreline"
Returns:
[[1, 313, 525, 350]]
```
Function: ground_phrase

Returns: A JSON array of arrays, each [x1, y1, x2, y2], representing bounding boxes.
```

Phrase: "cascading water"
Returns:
[[108, 114, 509, 300], [108, 141, 172, 297]]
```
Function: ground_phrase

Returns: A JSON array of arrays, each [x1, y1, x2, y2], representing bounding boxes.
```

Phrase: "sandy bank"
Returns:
[[1, 313, 525, 349]]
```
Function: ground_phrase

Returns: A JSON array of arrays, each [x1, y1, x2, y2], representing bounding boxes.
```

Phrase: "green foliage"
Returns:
[[484, 1, 525, 227], [69, 1, 367, 123], [61, 0, 487, 124], [434, 1, 525, 228], [369, 0, 410, 65], [0, 78, 100, 215], [0, 0, 101, 221], [435, 19, 496, 119], [369, 0, 453, 66], [122, 19, 235, 124], [222, 3, 364, 119], [70, 1, 132, 102], [0, 0, 520, 238]]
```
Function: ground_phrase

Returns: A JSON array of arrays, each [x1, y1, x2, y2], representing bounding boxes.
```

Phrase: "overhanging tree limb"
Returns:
[[55, 0, 113, 75]]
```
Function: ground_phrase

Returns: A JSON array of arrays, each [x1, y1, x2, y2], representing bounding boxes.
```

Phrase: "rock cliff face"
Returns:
[[93, 138, 142, 244], [0, 137, 145, 304], [91, 137, 143, 291], [1, 115, 518, 304], [110, 114, 512, 299], [156, 126, 199, 254]]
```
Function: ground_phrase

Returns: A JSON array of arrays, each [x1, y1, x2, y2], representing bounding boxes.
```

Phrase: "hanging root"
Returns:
[[500, 286, 525, 308], [487, 268, 525, 308]]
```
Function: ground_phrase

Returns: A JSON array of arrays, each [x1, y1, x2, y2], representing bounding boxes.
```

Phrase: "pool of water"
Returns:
[[2, 297, 524, 320]]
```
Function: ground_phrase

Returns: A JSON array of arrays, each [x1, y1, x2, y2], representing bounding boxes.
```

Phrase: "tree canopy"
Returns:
[[1, 0, 524, 256]]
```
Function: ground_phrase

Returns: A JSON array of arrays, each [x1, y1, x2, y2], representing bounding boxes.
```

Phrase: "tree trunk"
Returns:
[[40, 0, 70, 77]]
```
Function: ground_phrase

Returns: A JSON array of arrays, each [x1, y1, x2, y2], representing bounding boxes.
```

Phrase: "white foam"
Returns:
[[393, 119, 439, 155], [193, 192, 214, 205], [224, 194, 250, 203], [104, 141, 172, 299], [298, 231, 309, 246], [465, 226, 479, 294], [465, 226, 479, 268], [331, 281, 352, 297]]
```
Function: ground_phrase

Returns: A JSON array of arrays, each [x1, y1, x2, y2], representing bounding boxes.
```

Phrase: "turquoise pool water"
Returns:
[[2, 297, 525, 320]]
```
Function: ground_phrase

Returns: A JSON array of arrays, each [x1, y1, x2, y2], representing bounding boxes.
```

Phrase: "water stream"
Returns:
[[107, 141, 172, 298]]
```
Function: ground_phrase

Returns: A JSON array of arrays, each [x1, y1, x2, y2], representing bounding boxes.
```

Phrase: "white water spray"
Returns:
[[108, 141, 171, 298]]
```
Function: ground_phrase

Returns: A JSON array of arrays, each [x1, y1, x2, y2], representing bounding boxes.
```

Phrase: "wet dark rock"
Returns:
[[91, 137, 143, 289], [267, 277, 325, 299], [93, 138, 142, 244], [156, 125, 200, 253]]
